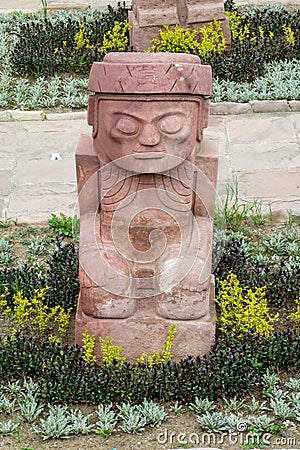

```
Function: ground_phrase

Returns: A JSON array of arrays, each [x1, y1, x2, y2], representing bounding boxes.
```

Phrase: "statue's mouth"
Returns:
[[133, 152, 164, 160]]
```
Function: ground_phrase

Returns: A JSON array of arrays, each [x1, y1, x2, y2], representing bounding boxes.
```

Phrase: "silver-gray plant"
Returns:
[[243, 397, 269, 415], [137, 399, 167, 427], [226, 415, 248, 432], [95, 403, 118, 436], [285, 378, 300, 392], [0, 419, 19, 435], [197, 411, 230, 433], [4, 380, 22, 396], [270, 398, 295, 421], [0, 394, 18, 414], [68, 409, 94, 435], [261, 370, 280, 389], [223, 396, 245, 414], [18, 393, 44, 423], [34, 404, 73, 440], [118, 409, 147, 434], [189, 397, 216, 415], [248, 414, 275, 433], [169, 400, 185, 415]]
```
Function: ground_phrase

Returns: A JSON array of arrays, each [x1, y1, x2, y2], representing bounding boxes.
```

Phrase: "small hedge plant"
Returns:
[[215, 272, 279, 337]]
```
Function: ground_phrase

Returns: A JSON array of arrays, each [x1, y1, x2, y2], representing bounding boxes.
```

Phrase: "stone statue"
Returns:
[[75, 52, 218, 360], [129, 0, 231, 52]]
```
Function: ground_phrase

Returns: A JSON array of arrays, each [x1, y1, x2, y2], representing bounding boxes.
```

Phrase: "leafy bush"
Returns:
[[101, 21, 131, 53], [0, 287, 71, 342], [150, 20, 226, 58], [203, 6, 300, 82], [48, 213, 79, 238], [290, 295, 300, 324], [0, 239, 79, 311], [213, 227, 300, 307], [44, 239, 79, 310], [215, 272, 279, 336], [10, 3, 129, 78], [212, 59, 300, 102]]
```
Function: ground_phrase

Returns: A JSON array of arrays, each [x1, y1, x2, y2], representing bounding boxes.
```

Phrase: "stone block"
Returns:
[[0, 111, 12, 122], [9, 110, 46, 121], [46, 111, 87, 121], [289, 101, 300, 112], [14, 157, 76, 185], [230, 142, 300, 171], [210, 102, 251, 115], [249, 100, 289, 113], [236, 169, 300, 198]]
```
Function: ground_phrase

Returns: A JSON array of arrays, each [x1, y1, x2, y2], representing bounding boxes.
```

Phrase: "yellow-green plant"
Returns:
[[0, 287, 71, 342], [137, 324, 176, 367], [150, 24, 201, 54], [101, 21, 131, 53], [226, 11, 249, 41], [82, 329, 97, 365], [74, 21, 94, 50], [198, 18, 226, 57], [289, 295, 300, 323], [150, 20, 226, 58], [282, 24, 295, 45], [99, 336, 125, 367], [216, 272, 278, 337]]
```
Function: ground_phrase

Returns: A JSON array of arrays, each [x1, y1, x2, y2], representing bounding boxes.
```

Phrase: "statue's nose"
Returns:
[[138, 124, 161, 147]]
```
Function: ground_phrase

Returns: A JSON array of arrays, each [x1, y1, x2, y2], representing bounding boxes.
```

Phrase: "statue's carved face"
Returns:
[[96, 100, 199, 172]]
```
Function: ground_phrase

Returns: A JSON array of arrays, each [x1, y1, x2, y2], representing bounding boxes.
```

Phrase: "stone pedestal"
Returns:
[[129, 0, 231, 52], [75, 52, 218, 362]]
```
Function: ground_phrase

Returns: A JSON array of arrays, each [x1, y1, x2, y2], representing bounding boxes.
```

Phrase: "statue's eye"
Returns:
[[116, 118, 138, 135], [159, 115, 184, 134]]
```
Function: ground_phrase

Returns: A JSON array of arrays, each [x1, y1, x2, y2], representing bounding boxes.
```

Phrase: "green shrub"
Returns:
[[213, 228, 300, 307], [205, 6, 300, 82], [215, 272, 279, 336], [150, 20, 226, 58], [10, 3, 129, 78], [0, 239, 79, 310], [48, 213, 79, 238]]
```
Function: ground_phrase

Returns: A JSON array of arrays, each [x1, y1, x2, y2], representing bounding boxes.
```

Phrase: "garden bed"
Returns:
[[0, 209, 300, 449]]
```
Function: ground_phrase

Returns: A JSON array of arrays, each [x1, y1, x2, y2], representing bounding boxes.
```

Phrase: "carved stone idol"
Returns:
[[129, 0, 231, 52], [75, 52, 218, 361]]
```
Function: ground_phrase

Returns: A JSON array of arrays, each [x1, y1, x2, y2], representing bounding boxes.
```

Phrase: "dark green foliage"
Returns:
[[240, 5, 300, 36], [213, 230, 300, 307], [11, 3, 130, 78], [1, 330, 299, 405], [203, 6, 300, 82], [0, 239, 79, 310], [0, 264, 46, 304], [9, 3, 300, 83], [224, 0, 235, 12], [45, 239, 79, 310], [213, 233, 250, 292]]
